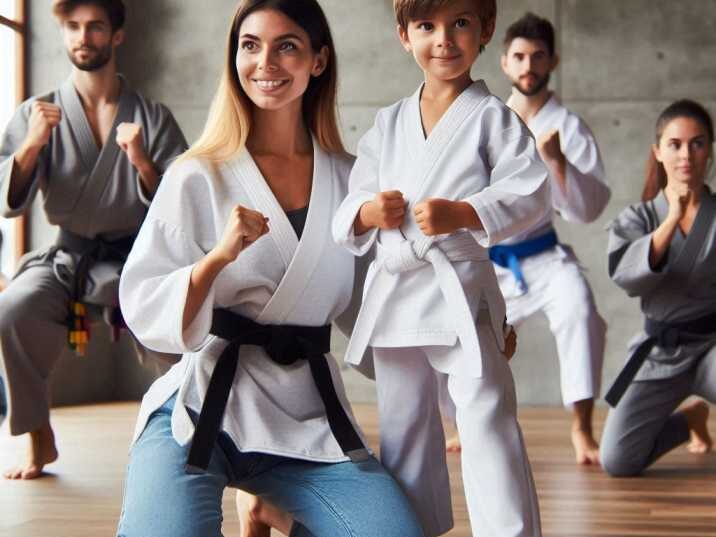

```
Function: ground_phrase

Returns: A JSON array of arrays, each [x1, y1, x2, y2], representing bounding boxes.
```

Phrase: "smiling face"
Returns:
[[398, 0, 493, 84], [501, 37, 557, 97], [654, 117, 712, 189], [61, 4, 123, 72], [235, 8, 328, 113]]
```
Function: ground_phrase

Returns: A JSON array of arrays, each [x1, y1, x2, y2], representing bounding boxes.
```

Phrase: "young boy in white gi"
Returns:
[[333, 1, 549, 535]]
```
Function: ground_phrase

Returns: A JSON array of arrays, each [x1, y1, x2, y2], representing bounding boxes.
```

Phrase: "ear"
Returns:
[[312, 45, 329, 77], [397, 24, 412, 53], [480, 17, 496, 46], [653, 143, 663, 163], [500, 53, 509, 76], [549, 52, 560, 73], [112, 28, 125, 47]]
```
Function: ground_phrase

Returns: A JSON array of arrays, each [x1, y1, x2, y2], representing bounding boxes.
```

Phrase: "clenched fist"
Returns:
[[116, 122, 147, 167], [24, 101, 62, 149], [664, 181, 692, 222], [359, 190, 406, 230], [536, 129, 564, 165], [213, 205, 269, 263], [414, 198, 469, 236]]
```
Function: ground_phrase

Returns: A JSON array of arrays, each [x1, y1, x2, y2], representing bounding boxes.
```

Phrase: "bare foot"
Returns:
[[571, 428, 600, 465], [236, 490, 293, 537], [682, 401, 713, 454], [445, 434, 462, 453], [3, 422, 58, 480]]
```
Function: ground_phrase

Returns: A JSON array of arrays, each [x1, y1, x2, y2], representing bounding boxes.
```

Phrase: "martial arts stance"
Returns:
[[0, 0, 187, 479], [460, 13, 610, 465], [332, 1, 549, 535], [600, 100, 715, 477], [116, 2, 424, 536]]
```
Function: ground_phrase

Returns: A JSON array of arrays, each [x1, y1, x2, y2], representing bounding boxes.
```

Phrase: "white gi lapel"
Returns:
[[229, 149, 298, 272], [228, 142, 329, 324], [259, 144, 331, 324], [406, 80, 491, 204]]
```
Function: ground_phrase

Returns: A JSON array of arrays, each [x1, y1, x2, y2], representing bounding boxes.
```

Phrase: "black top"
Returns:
[[286, 206, 309, 239]]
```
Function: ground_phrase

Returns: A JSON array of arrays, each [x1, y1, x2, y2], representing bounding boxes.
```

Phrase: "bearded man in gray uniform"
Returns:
[[0, 0, 187, 479]]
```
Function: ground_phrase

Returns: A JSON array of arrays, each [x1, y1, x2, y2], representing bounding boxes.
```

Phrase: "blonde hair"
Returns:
[[182, 0, 345, 164]]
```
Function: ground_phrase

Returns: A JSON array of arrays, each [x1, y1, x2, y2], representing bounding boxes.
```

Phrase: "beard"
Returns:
[[513, 72, 550, 97], [68, 44, 113, 72]]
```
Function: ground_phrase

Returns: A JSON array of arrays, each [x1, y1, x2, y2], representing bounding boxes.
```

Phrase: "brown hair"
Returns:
[[642, 99, 714, 201], [394, 0, 496, 29], [182, 0, 345, 164], [52, 0, 125, 31], [503, 12, 555, 57]]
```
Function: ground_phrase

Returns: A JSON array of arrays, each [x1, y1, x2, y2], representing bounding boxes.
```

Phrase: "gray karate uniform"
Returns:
[[0, 77, 187, 436], [600, 190, 716, 476]]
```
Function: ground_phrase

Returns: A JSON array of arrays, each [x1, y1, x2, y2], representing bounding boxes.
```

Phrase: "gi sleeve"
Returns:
[[119, 159, 215, 354], [463, 102, 551, 247], [607, 203, 666, 297], [552, 117, 611, 223], [331, 110, 386, 256], [0, 99, 46, 218]]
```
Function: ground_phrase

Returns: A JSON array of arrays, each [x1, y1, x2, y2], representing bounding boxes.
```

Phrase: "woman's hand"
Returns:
[[664, 182, 692, 223], [213, 205, 269, 263]]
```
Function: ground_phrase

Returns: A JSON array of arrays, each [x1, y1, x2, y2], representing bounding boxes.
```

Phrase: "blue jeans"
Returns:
[[0, 374, 6, 418], [116, 395, 424, 537]]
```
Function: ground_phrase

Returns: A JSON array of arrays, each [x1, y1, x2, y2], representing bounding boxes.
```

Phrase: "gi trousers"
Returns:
[[373, 315, 542, 537]]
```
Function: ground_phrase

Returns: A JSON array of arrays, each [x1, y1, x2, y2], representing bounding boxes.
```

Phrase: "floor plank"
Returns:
[[0, 403, 714, 536]]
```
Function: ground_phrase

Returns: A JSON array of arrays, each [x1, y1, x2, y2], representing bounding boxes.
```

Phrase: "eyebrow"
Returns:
[[240, 32, 304, 42]]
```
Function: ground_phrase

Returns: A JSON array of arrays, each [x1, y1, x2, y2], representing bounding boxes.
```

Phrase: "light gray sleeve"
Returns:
[[0, 100, 45, 218], [607, 204, 666, 297]]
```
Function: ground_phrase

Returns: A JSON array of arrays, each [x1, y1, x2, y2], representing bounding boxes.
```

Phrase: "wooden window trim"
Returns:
[[1, 0, 27, 264]]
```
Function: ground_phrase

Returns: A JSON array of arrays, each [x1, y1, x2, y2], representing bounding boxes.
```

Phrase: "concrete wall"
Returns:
[[20, 1, 716, 406]]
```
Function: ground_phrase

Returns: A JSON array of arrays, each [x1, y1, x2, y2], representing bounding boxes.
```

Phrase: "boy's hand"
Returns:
[[414, 198, 476, 236], [356, 190, 406, 233]]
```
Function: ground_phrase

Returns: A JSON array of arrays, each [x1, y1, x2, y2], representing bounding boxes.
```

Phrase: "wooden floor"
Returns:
[[1, 404, 715, 537]]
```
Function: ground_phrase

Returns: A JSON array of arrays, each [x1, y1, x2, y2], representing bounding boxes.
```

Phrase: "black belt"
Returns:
[[56, 229, 135, 301], [185, 309, 369, 474], [605, 311, 716, 407], [57, 230, 136, 354]]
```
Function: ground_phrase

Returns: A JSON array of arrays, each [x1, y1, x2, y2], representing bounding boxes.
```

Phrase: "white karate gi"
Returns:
[[333, 80, 548, 537], [119, 145, 373, 464], [494, 93, 610, 406]]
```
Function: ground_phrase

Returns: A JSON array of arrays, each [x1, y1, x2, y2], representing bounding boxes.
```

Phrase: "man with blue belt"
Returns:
[[497, 12, 610, 464], [445, 13, 610, 464]]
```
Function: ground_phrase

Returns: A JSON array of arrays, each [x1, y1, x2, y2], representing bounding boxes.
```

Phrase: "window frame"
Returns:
[[0, 0, 27, 265]]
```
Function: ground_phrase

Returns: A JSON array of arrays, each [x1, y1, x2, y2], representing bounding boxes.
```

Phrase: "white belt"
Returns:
[[345, 231, 490, 378]]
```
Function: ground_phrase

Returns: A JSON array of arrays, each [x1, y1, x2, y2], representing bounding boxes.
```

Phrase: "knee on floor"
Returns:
[[599, 446, 645, 477]]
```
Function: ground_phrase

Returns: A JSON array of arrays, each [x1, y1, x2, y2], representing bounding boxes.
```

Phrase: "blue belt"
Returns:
[[489, 231, 559, 294]]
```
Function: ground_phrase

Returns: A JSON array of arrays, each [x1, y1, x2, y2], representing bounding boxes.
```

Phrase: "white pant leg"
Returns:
[[373, 347, 452, 537], [438, 316, 542, 537], [540, 257, 606, 405]]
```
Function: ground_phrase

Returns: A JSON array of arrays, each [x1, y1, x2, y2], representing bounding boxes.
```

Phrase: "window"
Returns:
[[0, 0, 26, 280]]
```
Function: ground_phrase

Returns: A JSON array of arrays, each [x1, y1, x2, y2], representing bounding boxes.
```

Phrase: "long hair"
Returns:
[[182, 0, 344, 164], [642, 99, 714, 201]]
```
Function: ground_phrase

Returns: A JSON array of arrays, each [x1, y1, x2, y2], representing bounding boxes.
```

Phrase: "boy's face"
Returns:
[[398, 0, 494, 83], [501, 37, 558, 97], [61, 4, 123, 72]]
